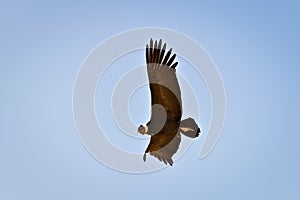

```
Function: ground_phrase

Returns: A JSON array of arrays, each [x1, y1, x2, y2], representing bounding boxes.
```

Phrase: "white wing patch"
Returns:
[[180, 127, 194, 132]]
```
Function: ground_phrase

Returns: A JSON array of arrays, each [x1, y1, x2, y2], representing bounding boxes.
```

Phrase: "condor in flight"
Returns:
[[138, 39, 200, 166]]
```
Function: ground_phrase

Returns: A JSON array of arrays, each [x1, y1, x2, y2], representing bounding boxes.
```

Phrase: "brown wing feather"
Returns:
[[144, 120, 181, 166], [146, 39, 182, 121], [149, 133, 181, 166]]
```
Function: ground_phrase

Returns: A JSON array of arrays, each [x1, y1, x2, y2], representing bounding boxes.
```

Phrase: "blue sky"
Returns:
[[0, 0, 299, 199]]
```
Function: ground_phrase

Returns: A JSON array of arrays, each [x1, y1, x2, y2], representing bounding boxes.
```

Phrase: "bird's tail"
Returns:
[[179, 117, 200, 138]]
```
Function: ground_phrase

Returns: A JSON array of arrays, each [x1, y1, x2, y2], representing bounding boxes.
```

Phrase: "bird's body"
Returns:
[[138, 39, 200, 166]]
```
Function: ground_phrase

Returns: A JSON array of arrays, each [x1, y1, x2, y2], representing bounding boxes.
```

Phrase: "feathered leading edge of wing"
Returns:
[[143, 39, 182, 166]]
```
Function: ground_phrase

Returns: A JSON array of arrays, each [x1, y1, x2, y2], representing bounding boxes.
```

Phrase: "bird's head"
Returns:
[[138, 125, 148, 135]]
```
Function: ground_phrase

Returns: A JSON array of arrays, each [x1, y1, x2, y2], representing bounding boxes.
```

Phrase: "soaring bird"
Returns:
[[138, 39, 200, 166]]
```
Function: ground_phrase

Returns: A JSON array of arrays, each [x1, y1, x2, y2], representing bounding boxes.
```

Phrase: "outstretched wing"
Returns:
[[144, 121, 181, 166], [146, 39, 182, 121], [143, 39, 182, 165]]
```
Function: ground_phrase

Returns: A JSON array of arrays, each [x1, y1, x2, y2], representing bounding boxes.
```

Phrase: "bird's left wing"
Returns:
[[146, 39, 182, 121]]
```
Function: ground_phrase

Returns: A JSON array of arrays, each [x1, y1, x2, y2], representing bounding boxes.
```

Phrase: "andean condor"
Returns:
[[138, 39, 200, 166]]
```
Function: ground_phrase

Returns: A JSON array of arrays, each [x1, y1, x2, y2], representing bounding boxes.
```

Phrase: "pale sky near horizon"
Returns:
[[0, 1, 299, 199]]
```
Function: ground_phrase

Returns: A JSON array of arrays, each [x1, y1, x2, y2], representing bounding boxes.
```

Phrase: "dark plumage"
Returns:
[[138, 39, 200, 166]]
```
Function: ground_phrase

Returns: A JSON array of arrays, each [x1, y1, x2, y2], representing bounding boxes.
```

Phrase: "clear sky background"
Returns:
[[0, 0, 299, 199]]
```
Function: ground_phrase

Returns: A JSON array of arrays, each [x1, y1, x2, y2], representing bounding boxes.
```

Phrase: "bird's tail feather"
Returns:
[[179, 117, 200, 138]]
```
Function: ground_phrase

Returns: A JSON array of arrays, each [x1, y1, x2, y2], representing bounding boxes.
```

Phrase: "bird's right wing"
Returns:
[[148, 133, 181, 166], [143, 120, 181, 166]]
